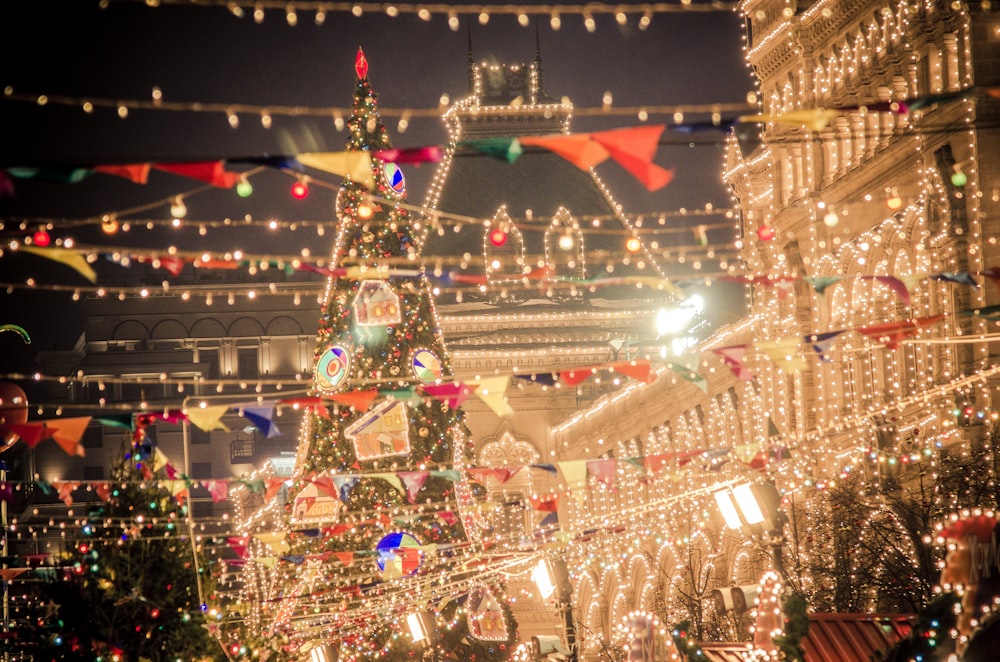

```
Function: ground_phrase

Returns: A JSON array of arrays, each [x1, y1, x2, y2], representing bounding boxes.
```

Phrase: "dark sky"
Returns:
[[0, 0, 753, 372]]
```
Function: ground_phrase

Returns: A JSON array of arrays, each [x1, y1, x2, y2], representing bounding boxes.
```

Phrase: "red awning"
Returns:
[[700, 613, 914, 662]]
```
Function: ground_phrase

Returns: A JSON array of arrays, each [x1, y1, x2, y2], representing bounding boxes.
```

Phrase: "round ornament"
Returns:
[[376, 531, 422, 578], [0, 382, 28, 452], [382, 162, 405, 196], [411, 349, 443, 384], [314, 346, 351, 393]]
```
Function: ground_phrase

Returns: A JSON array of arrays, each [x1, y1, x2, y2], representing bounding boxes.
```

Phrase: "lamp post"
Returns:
[[532, 557, 577, 661], [713, 482, 786, 580]]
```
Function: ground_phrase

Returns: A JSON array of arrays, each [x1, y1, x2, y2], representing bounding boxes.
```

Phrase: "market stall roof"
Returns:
[[700, 613, 914, 662]]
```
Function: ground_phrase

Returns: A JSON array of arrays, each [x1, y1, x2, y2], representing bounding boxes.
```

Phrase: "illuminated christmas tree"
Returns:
[[28, 438, 222, 661], [251, 48, 517, 661]]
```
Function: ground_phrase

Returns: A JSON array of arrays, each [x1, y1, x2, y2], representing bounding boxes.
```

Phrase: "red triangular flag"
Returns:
[[93, 163, 151, 184], [154, 161, 239, 188], [328, 389, 379, 411], [591, 124, 665, 164], [608, 359, 655, 384], [608, 151, 674, 191]]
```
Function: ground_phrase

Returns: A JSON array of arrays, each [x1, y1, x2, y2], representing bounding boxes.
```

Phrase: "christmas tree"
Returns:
[[246, 48, 517, 661], [29, 432, 223, 661]]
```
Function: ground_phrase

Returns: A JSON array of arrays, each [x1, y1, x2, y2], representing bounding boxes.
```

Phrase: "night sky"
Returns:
[[0, 1, 754, 373]]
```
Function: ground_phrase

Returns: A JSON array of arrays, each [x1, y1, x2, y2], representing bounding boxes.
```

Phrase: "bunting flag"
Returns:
[[374, 146, 443, 165], [309, 475, 339, 500], [529, 494, 559, 512], [461, 137, 523, 163], [205, 480, 230, 503], [372, 472, 404, 496], [805, 275, 842, 295], [931, 271, 979, 288], [473, 376, 514, 417], [0, 568, 29, 582], [280, 397, 331, 419], [668, 362, 707, 392], [54, 481, 80, 506], [397, 471, 429, 503], [755, 338, 809, 372], [804, 331, 844, 362], [868, 275, 912, 306], [964, 304, 1000, 320], [711, 345, 754, 381], [334, 551, 356, 568], [560, 366, 595, 387], [329, 389, 380, 411], [227, 536, 249, 559], [153, 161, 239, 188], [44, 416, 91, 457], [519, 134, 609, 170], [242, 404, 281, 438], [590, 124, 673, 191], [587, 458, 617, 490], [18, 246, 97, 283], [468, 468, 513, 484], [93, 163, 151, 184], [558, 459, 589, 502], [151, 447, 170, 472], [186, 405, 230, 432], [162, 479, 189, 504], [643, 452, 675, 475], [739, 108, 841, 130], [857, 314, 945, 349], [296, 151, 374, 189], [422, 382, 472, 409], [332, 476, 360, 502], [608, 359, 656, 384], [264, 477, 286, 501], [254, 532, 290, 555], [5, 422, 54, 448]]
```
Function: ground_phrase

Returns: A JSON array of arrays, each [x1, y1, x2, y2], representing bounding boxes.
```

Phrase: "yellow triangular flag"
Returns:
[[755, 338, 809, 372], [372, 472, 404, 495], [152, 447, 170, 472], [186, 405, 230, 432], [19, 246, 97, 283], [257, 556, 278, 568], [474, 376, 514, 417], [739, 108, 840, 131], [254, 532, 290, 555], [297, 151, 374, 189]]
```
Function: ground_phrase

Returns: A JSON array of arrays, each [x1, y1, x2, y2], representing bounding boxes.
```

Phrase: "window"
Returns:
[[82, 427, 104, 449], [190, 462, 212, 480], [83, 465, 105, 481], [238, 347, 259, 379]]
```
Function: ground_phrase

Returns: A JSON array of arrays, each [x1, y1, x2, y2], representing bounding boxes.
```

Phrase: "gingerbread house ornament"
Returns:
[[345, 399, 411, 461], [352, 280, 401, 326]]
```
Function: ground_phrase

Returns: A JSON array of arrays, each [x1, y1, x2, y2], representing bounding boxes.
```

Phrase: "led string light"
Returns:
[[2, 85, 753, 126]]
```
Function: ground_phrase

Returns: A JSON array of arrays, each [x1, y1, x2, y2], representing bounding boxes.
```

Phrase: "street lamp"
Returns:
[[532, 557, 577, 661], [713, 482, 786, 579]]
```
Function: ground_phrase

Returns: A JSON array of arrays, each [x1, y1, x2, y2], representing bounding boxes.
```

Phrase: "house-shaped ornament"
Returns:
[[352, 280, 401, 327], [467, 586, 509, 641], [291, 477, 343, 523], [345, 398, 411, 461]]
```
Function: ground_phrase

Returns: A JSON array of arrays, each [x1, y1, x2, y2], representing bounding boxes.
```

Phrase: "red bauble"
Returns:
[[489, 228, 507, 246], [757, 225, 776, 241], [32, 229, 51, 247], [0, 382, 28, 452]]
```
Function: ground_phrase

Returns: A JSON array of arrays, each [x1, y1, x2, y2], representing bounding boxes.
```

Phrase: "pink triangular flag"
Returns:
[[398, 471, 429, 503], [587, 458, 618, 489]]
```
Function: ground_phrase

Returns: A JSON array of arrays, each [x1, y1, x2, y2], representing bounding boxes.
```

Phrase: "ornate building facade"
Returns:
[[551, 0, 1000, 657]]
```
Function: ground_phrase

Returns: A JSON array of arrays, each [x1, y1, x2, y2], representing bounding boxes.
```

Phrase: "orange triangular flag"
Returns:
[[609, 151, 674, 190], [93, 163, 151, 184], [608, 359, 655, 384], [328, 389, 379, 411], [334, 551, 355, 568], [519, 134, 609, 170], [48, 417, 91, 457]]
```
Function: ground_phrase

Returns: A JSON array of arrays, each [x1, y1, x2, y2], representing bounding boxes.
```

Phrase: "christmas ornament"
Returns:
[[376, 531, 422, 578], [411, 349, 443, 384], [467, 587, 509, 641], [345, 399, 411, 461], [352, 280, 401, 326], [382, 162, 406, 195], [314, 345, 351, 393], [0, 382, 28, 451]]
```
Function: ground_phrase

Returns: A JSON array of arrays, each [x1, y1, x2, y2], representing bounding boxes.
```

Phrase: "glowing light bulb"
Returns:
[[32, 229, 51, 247], [291, 180, 309, 199], [236, 178, 253, 198], [557, 233, 574, 251], [886, 187, 903, 210], [358, 203, 374, 219], [625, 237, 642, 253], [757, 225, 776, 241], [951, 166, 968, 187], [101, 217, 119, 234], [489, 228, 508, 247], [169, 197, 187, 218], [823, 211, 840, 227]]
